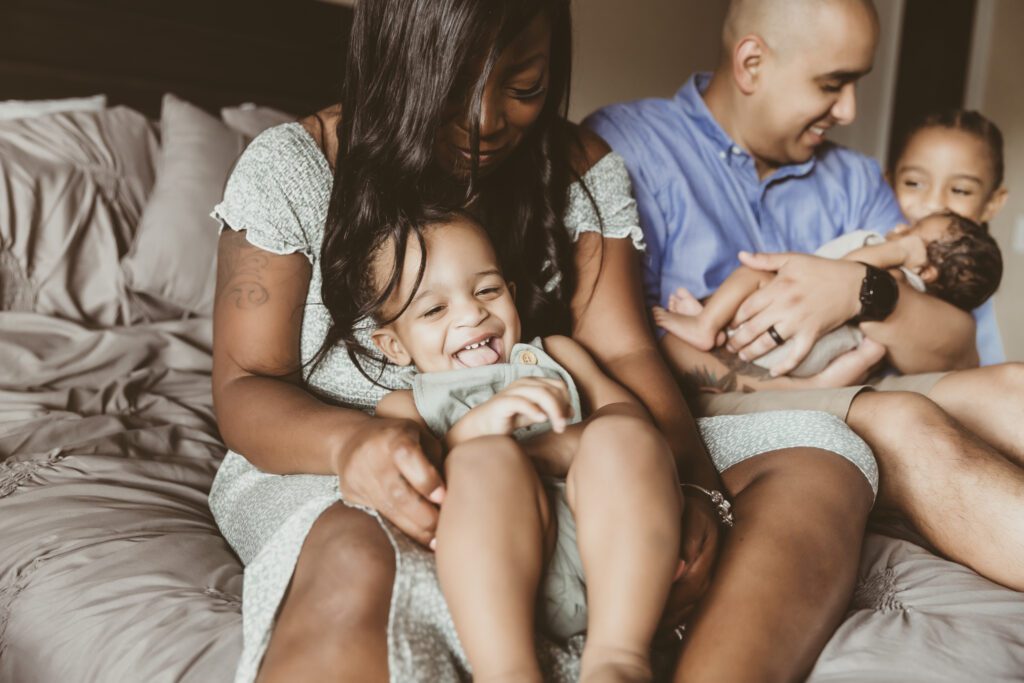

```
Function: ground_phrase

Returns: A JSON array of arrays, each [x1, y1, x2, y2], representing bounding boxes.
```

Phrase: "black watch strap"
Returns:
[[853, 262, 899, 323]]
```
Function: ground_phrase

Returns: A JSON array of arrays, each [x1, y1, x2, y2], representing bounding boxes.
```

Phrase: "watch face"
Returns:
[[859, 265, 899, 322]]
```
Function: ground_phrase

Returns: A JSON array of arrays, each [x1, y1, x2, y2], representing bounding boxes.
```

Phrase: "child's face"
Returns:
[[892, 126, 1007, 224], [371, 217, 521, 373]]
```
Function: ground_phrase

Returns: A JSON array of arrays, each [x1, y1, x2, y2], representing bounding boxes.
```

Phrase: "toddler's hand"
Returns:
[[447, 377, 572, 447]]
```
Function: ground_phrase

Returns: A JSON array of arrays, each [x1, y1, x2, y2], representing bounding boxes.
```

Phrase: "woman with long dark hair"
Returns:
[[209, 1, 877, 681]]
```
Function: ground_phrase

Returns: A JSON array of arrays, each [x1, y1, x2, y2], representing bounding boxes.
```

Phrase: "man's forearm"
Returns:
[[861, 283, 979, 372]]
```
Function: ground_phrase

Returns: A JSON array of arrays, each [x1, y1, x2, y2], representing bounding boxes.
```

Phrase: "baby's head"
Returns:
[[889, 109, 1008, 225], [369, 211, 521, 373], [891, 211, 1002, 311]]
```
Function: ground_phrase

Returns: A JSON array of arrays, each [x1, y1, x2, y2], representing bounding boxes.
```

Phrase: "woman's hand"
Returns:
[[657, 494, 721, 639], [333, 417, 446, 547], [446, 377, 572, 448]]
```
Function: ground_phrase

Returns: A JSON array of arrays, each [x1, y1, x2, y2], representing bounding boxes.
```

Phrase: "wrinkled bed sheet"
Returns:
[[0, 313, 241, 682], [0, 311, 1022, 682]]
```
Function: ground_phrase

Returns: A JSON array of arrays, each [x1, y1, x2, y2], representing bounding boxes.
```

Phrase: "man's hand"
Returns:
[[726, 251, 864, 377]]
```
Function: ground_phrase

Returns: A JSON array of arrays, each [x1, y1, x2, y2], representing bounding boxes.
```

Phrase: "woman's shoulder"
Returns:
[[298, 104, 342, 169], [565, 122, 613, 177], [227, 118, 332, 198]]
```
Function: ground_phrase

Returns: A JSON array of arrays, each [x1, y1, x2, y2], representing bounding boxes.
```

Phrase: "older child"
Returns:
[[367, 211, 693, 683], [890, 109, 1008, 227]]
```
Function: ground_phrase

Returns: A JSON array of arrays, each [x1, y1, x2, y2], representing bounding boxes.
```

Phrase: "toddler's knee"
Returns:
[[578, 415, 674, 473]]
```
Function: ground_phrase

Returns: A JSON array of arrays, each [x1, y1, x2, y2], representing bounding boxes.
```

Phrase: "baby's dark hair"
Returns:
[[891, 109, 1005, 190], [924, 211, 1002, 311]]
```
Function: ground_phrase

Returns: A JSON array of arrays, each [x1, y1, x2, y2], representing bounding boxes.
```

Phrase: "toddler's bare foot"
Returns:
[[580, 645, 652, 683], [667, 287, 704, 316], [652, 306, 717, 351]]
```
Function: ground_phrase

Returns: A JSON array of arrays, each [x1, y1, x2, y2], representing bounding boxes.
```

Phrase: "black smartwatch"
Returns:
[[852, 262, 899, 323]]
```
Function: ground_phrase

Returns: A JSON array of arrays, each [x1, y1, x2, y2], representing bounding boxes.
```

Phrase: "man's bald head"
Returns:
[[704, 0, 880, 177], [722, 0, 879, 64]]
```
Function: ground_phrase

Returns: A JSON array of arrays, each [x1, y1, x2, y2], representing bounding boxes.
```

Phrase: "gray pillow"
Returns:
[[0, 106, 158, 325], [0, 94, 107, 121], [121, 94, 246, 315], [221, 103, 295, 140]]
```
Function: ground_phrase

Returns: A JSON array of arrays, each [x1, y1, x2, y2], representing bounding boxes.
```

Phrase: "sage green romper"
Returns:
[[409, 338, 587, 640]]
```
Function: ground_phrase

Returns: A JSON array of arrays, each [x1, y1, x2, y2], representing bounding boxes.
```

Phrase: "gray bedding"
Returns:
[[0, 314, 241, 682], [2, 310, 1022, 682]]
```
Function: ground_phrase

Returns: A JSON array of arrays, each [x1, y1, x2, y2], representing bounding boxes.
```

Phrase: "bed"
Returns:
[[1, 2, 1022, 681]]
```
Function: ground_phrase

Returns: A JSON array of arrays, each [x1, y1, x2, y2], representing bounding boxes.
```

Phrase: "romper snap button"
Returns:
[[519, 350, 538, 365]]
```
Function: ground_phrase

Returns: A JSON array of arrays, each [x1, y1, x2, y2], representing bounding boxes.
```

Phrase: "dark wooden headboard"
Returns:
[[0, 0, 353, 118]]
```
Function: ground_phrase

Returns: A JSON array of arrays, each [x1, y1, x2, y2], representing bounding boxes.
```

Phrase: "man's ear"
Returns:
[[919, 264, 940, 285], [733, 35, 766, 95], [981, 187, 1009, 223], [508, 281, 517, 301], [370, 327, 413, 366]]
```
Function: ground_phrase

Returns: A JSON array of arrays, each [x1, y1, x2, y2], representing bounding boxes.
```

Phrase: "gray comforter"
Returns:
[[1, 311, 1022, 682]]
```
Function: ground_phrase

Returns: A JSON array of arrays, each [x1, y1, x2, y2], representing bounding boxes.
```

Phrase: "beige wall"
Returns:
[[568, 0, 727, 122], [968, 0, 1024, 361]]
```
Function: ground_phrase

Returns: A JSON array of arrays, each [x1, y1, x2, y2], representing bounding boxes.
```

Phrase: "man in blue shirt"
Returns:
[[587, 0, 1024, 592]]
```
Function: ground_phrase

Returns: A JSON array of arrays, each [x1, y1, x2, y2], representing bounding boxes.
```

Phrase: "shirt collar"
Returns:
[[675, 72, 817, 182]]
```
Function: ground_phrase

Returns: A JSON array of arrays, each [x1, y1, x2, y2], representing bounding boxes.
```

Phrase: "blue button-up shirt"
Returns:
[[585, 72, 1004, 366]]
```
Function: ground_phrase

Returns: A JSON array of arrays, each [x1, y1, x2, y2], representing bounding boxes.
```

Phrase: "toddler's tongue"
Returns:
[[455, 343, 499, 368]]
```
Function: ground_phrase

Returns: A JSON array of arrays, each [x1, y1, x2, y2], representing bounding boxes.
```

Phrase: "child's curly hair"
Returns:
[[925, 210, 1002, 311]]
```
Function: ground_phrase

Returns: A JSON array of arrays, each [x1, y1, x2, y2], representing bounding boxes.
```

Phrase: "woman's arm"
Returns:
[[569, 231, 722, 491], [212, 229, 444, 543]]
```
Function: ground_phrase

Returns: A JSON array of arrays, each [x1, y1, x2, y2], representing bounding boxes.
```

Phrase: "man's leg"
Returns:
[[847, 390, 1024, 590], [925, 362, 1024, 466]]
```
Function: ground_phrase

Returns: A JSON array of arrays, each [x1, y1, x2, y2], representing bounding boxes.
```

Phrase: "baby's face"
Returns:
[[371, 217, 521, 373], [892, 126, 1002, 224]]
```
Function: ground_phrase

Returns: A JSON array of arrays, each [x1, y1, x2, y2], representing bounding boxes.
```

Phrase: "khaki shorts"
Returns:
[[697, 372, 949, 422]]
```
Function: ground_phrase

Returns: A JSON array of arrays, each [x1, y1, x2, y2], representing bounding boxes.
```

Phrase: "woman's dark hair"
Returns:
[[890, 109, 1005, 190], [313, 0, 588, 380], [924, 210, 1003, 311]]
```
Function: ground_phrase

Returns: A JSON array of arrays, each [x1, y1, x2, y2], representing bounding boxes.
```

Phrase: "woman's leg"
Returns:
[[256, 502, 395, 683], [674, 447, 873, 683], [570, 415, 681, 682], [436, 436, 551, 683]]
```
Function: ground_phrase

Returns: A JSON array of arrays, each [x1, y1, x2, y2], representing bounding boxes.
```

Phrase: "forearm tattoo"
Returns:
[[217, 233, 271, 309], [679, 348, 770, 400]]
